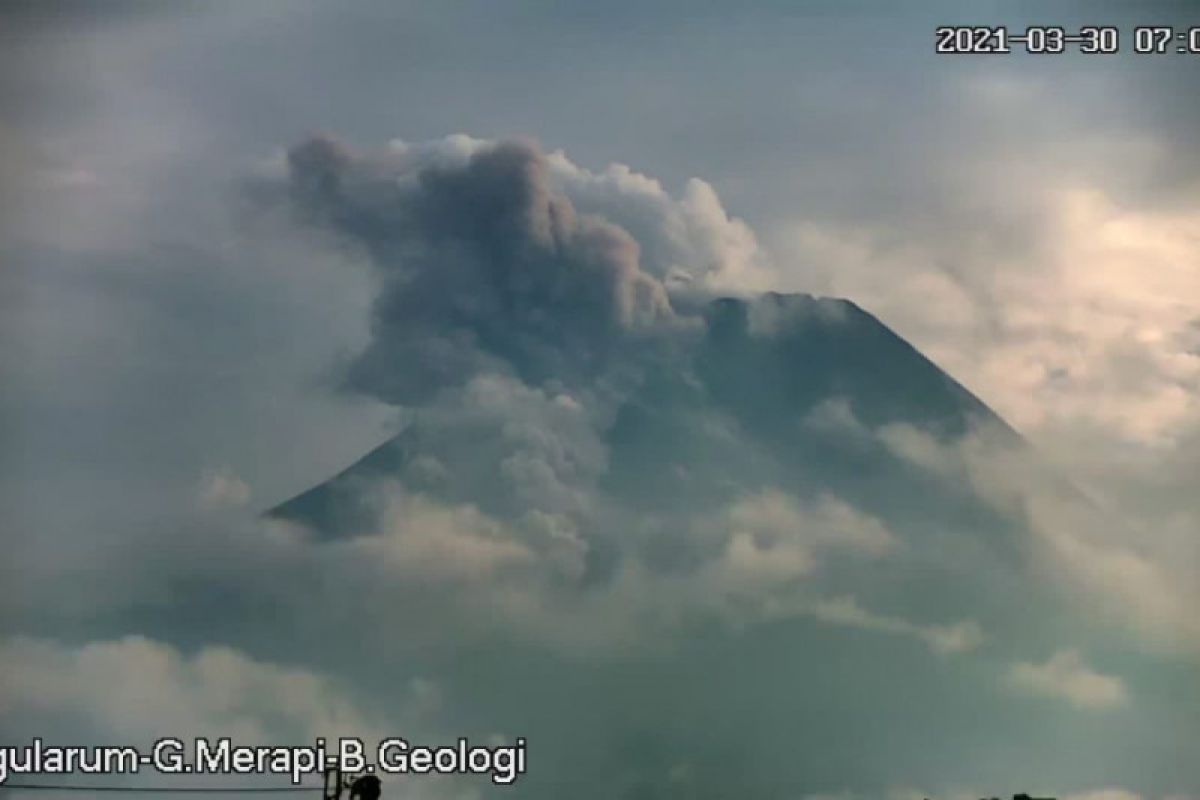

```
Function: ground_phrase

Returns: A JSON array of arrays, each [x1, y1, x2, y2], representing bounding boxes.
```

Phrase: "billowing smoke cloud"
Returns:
[[274, 136, 693, 406]]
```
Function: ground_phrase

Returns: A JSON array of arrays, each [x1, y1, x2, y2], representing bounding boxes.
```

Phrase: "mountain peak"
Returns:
[[269, 291, 1017, 548]]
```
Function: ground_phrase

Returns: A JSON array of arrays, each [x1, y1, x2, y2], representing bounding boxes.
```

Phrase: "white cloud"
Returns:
[[196, 468, 252, 510], [1024, 494, 1200, 653], [810, 596, 984, 656], [878, 419, 1200, 654], [261, 481, 909, 656], [0, 635, 387, 745], [0, 636, 482, 800], [727, 490, 898, 561], [780, 185, 1200, 455], [1006, 649, 1128, 711], [543, 148, 775, 293], [349, 486, 537, 583], [1063, 790, 1144, 800]]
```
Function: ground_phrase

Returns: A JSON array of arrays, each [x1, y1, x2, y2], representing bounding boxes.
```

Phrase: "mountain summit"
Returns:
[[271, 291, 1021, 570]]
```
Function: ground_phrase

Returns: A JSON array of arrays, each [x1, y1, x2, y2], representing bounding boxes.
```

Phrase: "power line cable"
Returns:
[[0, 784, 319, 793]]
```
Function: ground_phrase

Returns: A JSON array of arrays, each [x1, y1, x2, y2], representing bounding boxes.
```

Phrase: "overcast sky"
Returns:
[[1, 3, 1197, 799]]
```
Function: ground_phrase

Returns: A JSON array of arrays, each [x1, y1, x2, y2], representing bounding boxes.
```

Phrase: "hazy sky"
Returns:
[[1, 3, 1197, 799]]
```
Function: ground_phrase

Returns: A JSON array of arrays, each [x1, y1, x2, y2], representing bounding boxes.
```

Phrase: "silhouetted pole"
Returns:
[[322, 765, 342, 800]]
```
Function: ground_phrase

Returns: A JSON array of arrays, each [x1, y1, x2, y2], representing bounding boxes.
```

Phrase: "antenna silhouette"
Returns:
[[321, 766, 342, 800]]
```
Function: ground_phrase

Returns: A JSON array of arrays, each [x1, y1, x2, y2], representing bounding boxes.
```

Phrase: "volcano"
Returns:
[[271, 291, 1026, 583]]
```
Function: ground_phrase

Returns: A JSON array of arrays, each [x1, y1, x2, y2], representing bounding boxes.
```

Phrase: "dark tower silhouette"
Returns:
[[322, 766, 342, 800]]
